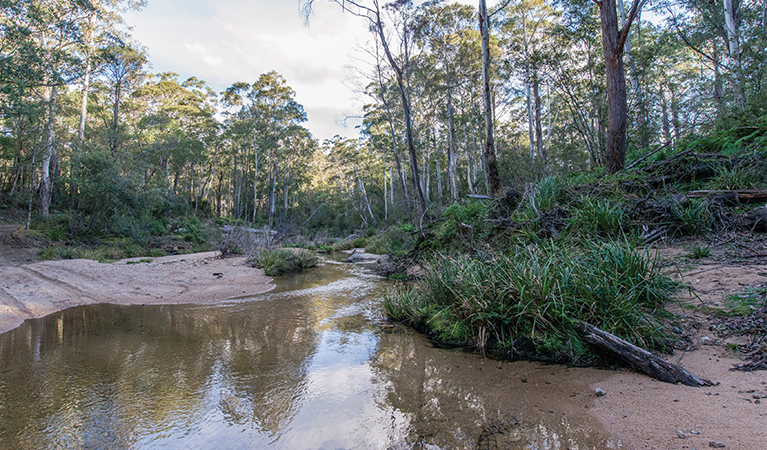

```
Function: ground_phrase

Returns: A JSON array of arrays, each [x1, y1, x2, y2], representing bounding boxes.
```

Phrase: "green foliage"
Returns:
[[249, 249, 319, 276], [670, 198, 712, 236], [568, 197, 625, 237], [437, 201, 488, 243], [707, 165, 760, 190], [383, 242, 679, 363], [688, 245, 711, 259], [365, 226, 415, 256], [533, 176, 571, 210], [722, 287, 766, 317], [126, 259, 153, 265]]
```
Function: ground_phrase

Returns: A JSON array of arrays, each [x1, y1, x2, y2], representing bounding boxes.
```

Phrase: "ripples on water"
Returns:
[[0, 259, 611, 449]]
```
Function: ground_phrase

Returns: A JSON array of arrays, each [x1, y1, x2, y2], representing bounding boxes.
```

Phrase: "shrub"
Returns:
[[249, 248, 319, 276], [670, 198, 712, 236], [569, 197, 626, 237], [366, 226, 415, 255], [382, 242, 678, 363]]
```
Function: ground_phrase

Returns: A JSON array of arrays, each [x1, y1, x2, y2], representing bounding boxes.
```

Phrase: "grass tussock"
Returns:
[[383, 241, 679, 363], [249, 248, 319, 276]]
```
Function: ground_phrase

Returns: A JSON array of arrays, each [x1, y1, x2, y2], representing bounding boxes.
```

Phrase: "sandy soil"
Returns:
[[0, 225, 274, 335], [585, 240, 767, 450]]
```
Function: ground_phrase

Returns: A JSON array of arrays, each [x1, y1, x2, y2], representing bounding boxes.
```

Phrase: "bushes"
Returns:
[[383, 241, 678, 363], [248, 248, 318, 276], [365, 225, 415, 255]]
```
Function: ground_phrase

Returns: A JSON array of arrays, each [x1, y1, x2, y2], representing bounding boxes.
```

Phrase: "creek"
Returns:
[[0, 257, 614, 449]]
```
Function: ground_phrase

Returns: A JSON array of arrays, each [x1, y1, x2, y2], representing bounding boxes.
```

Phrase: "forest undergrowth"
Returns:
[[382, 124, 767, 365]]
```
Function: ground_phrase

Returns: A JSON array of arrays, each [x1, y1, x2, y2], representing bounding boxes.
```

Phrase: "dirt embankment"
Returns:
[[0, 224, 274, 335]]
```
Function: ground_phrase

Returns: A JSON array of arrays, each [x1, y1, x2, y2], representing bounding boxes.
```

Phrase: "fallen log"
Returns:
[[576, 321, 714, 387], [686, 189, 767, 204]]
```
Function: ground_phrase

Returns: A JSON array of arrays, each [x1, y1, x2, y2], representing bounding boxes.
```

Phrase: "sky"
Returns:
[[122, 0, 488, 143]]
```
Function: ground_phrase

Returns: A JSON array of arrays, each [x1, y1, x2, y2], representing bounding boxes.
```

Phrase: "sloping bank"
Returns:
[[0, 252, 274, 335]]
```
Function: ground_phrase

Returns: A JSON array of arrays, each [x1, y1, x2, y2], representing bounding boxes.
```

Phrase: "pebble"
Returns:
[[709, 441, 726, 448], [690, 430, 700, 435], [676, 430, 686, 439], [595, 388, 606, 397], [701, 336, 714, 345]]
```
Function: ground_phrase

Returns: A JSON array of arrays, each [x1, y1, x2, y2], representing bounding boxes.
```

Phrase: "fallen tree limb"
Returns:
[[626, 140, 671, 170], [686, 189, 767, 204], [576, 321, 714, 387]]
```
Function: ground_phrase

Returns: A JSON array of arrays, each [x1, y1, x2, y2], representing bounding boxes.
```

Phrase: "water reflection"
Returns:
[[0, 261, 610, 449]]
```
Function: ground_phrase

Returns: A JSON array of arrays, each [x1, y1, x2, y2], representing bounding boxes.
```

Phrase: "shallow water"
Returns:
[[0, 259, 613, 449]]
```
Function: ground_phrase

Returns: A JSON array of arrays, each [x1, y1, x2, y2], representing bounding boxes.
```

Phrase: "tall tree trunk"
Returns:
[[463, 123, 474, 194], [41, 85, 58, 217], [597, 0, 641, 174], [374, 50, 410, 214], [434, 131, 443, 203], [446, 72, 457, 201], [252, 138, 259, 224], [479, 0, 500, 195], [617, 0, 648, 149], [660, 85, 672, 146], [71, 15, 93, 204], [373, 7, 426, 215], [526, 81, 535, 162], [533, 74, 543, 165], [269, 147, 277, 227], [383, 163, 388, 221]]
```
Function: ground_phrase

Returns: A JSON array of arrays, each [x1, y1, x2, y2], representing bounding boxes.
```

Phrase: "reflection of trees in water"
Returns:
[[0, 298, 318, 449], [370, 330, 609, 450]]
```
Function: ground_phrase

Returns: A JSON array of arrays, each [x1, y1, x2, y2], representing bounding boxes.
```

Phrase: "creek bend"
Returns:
[[0, 257, 614, 449]]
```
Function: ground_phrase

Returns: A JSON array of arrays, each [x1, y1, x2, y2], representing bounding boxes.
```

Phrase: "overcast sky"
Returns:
[[122, 0, 487, 142]]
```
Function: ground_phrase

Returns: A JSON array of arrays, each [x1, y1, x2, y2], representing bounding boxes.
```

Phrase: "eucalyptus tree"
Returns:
[[553, 0, 606, 168], [595, 0, 644, 173], [668, 0, 767, 121], [415, 0, 476, 201], [133, 73, 219, 210], [224, 72, 307, 226], [100, 40, 146, 156], [479, 0, 501, 194], [300, 0, 427, 215], [70, 0, 146, 199], [497, 0, 560, 168], [11, 0, 93, 216], [325, 136, 379, 228]]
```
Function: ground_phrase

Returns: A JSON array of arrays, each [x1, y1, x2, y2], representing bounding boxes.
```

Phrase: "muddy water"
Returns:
[[0, 259, 614, 449]]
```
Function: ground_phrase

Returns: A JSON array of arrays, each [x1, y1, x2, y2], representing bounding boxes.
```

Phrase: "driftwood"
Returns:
[[577, 321, 714, 387]]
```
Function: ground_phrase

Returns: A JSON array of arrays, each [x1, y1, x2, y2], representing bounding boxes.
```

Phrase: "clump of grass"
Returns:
[[383, 242, 679, 363], [688, 245, 711, 259], [331, 238, 356, 252], [722, 287, 766, 317], [436, 200, 489, 244], [249, 249, 319, 276], [366, 225, 415, 256], [670, 198, 712, 236], [568, 197, 626, 237], [709, 165, 759, 190], [126, 258, 152, 265]]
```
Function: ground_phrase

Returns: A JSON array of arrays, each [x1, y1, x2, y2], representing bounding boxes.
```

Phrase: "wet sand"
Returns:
[[0, 251, 274, 335]]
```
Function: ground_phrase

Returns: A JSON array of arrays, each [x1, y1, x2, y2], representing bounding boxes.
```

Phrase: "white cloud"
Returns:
[[124, 0, 370, 141]]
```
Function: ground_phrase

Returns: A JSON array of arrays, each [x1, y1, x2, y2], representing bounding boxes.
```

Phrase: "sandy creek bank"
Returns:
[[0, 224, 765, 449], [0, 250, 274, 335]]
